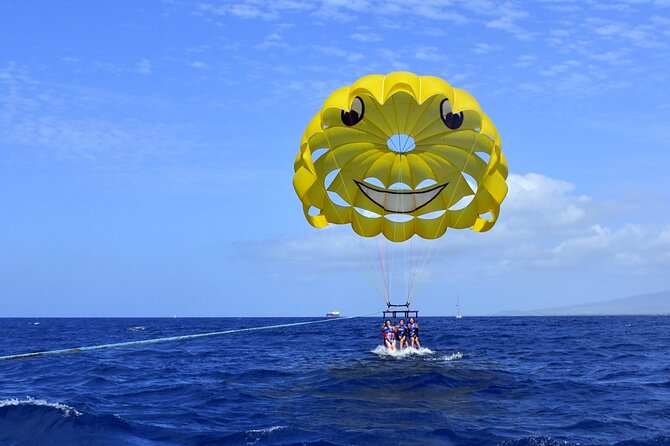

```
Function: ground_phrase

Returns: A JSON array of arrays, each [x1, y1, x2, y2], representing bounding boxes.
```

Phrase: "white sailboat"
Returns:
[[456, 295, 462, 319]]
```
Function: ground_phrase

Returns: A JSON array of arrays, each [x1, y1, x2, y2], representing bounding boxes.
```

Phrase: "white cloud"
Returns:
[[189, 60, 209, 69], [136, 58, 152, 75], [198, 1, 311, 20], [310, 45, 366, 63], [240, 172, 670, 282], [503, 173, 590, 229], [539, 223, 670, 269], [589, 18, 666, 49], [0, 65, 201, 169], [350, 32, 382, 43], [255, 33, 287, 50], [414, 46, 443, 62], [513, 54, 536, 68], [198, 0, 469, 24], [314, 0, 468, 23], [377, 48, 410, 71], [472, 43, 501, 54], [479, 2, 533, 40]]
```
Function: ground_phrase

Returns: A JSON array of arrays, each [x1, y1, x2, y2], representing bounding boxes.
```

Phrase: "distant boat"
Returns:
[[456, 295, 462, 319], [325, 311, 340, 318]]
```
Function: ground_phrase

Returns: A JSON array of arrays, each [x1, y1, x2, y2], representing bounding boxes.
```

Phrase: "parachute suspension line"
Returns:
[[385, 236, 395, 305], [407, 238, 427, 305], [384, 238, 392, 304], [420, 123, 484, 297], [372, 97, 398, 306], [322, 129, 388, 300], [403, 202, 411, 305], [406, 233, 424, 305], [390, 95, 409, 307], [385, 239, 392, 305], [376, 236, 390, 305], [399, 97, 450, 303], [331, 145, 384, 292], [366, 108, 397, 305], [412, 235, 445, 301], [404, 99, 433, 307], [385, 93, 433, 308], [408, 237, 428, 305], [402, 96, 434, 306], [405, 236, 411, 303], [410, 115, 484, 300], [407, 235, 415, 304], [324, 217, 385, 299], [0, 311, 380, 362], [403, 95, 451, 306]]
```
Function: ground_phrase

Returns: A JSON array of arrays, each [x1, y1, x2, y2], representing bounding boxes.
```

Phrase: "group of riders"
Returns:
[[381, 317, 420, 351]]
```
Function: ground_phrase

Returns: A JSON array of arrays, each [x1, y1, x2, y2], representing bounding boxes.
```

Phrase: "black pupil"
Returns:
[[342, 110, 360, 126], [441, 99, 463, 130], [443, 112, 463, 129], [341, 97, 364, 126]]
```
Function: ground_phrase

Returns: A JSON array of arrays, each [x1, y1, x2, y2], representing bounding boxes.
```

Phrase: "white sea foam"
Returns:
[[441, 352, 465, 361], [247, 426, 286, 434], [425, 351, 466, 362], [245, 426, 287, 445], [0, 397, 81, 417], [127, 326, 146, 331], [371, 345, 434, 358]]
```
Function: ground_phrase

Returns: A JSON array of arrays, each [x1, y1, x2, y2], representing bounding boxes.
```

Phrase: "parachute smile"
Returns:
[[354, 180, 448, 214]]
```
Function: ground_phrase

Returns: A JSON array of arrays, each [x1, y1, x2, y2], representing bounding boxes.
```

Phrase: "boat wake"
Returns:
[[371, 345, 434, 358]]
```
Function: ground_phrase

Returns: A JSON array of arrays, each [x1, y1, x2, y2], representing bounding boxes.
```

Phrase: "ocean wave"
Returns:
[[0, 396, 171, 446], [127, 326, 146, 331], [502, 437, 670, 446], [247, 425, 287, 434], [242, 425, 289, 446], [213, 426, 316, 446], [0, 397, 81, 416], [499, 437, 578, 446], [614, 436, 670, 446]]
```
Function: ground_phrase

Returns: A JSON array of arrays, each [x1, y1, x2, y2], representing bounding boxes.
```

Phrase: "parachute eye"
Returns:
[[440, 98, 463, 130], [341, 96, 365, 126]]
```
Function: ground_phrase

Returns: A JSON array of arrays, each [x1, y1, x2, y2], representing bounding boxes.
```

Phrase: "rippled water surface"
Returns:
[[1, 316, 669, 445]]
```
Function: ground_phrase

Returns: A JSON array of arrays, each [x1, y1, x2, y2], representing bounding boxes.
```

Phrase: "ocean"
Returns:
[[0, 316, 669, 445]]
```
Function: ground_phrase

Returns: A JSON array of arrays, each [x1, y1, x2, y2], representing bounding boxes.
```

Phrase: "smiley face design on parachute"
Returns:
[[293, 72, 508, 242]]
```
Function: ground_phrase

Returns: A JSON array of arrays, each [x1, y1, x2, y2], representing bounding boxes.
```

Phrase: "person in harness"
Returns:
[[396, 319, 408, 350], [408, 317, 420, 349], [382, 319, 397, 351]]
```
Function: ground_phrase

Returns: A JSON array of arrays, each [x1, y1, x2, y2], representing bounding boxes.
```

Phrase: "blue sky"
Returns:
[[1, 0, 669, 316]]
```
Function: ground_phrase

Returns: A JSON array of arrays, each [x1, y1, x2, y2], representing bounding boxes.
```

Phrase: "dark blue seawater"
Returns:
[[1, 316, 669, 445]]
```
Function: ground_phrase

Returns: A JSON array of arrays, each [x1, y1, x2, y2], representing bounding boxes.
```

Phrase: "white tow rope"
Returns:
[[0, 312, 378, 362]]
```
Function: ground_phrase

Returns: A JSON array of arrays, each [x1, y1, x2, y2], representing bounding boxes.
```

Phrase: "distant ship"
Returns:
[[325, 311, 340, 318], [456, 295, 462, 319]]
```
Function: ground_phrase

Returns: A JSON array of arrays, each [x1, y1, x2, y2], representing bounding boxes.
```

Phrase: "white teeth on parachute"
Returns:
[[355, 181, 447, 214]]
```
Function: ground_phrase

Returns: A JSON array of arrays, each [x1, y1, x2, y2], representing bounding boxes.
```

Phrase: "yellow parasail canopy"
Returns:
[[293, 72, 508, 242]]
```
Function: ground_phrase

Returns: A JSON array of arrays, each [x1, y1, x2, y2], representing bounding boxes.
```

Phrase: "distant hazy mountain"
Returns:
[[495, 290, 670, 316]]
